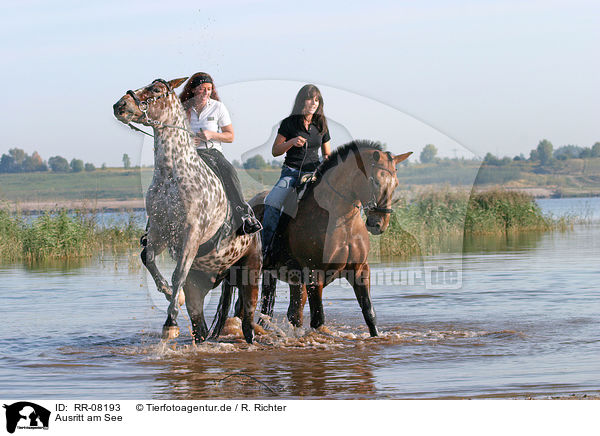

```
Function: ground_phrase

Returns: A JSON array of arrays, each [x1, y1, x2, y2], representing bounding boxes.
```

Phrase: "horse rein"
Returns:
[[324, 172, 361, 211], [125, 79, 196, 137]]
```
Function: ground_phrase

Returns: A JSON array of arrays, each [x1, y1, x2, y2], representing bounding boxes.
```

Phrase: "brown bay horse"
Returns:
[[213, 140, 411, 337]]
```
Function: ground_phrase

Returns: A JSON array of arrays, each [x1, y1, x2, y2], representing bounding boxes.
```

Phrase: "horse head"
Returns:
[[113, 77, 188, 127], [363, 150, 412, 235]]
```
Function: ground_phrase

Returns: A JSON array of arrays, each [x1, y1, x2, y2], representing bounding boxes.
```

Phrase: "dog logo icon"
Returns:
[[3, 402, 50, 434]]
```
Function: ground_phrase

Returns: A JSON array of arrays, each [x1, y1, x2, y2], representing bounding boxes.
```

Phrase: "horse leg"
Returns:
[[239, 283, 258, 344], [234, 252, 261, 344], [163, 226, 202, 339], [349, 264, 378, 337], [140, 234, 175, 302], [306, 283, 325, 329], [233, 290, 243, 319], [210, 279, 235, 339], [259, 270, 277, 326], [183, 270, 210, 343], [287, 283, 307, 328]]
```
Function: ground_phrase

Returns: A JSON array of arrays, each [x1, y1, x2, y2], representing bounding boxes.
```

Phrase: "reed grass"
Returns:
[[376, 189, 575, 258], [0, 208, 143, 262], [465, 189, 552, 234], [0, 209, 23, 261]]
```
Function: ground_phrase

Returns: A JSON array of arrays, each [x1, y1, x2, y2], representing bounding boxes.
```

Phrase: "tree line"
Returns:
[[6, 139, 596, 175], [232, 155, 282, 170], [417, 140, 600, 166], [0, 148, 100, 174], [483, 140, 600, 167]]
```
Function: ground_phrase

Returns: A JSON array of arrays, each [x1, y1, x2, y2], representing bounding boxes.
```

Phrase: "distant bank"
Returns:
[[2, 160, 600, 213], [0, 167, 280, 213], [8, 199, 146, 214]]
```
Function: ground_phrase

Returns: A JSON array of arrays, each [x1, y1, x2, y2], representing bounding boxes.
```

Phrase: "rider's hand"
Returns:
[[291, 136, 307, 148], [196, 129, 214, 141]]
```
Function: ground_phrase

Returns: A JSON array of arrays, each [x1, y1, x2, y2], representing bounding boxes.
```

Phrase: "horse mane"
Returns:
[[304, 139, 383, 196]]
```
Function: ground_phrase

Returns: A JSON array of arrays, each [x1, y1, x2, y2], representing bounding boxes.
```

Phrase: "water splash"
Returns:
[[85, 318, 524, 359]]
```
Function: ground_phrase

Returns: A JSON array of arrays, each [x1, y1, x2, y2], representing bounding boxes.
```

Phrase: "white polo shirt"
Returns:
[[189, 99, 232, 152]]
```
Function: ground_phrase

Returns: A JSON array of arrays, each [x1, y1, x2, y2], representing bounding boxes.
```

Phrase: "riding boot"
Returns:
[[261, 204, 280, 256]]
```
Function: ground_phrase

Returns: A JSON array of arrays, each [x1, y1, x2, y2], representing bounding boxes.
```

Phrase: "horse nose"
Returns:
[[113, 98, 131, 116], [113, 99, 125, 112]]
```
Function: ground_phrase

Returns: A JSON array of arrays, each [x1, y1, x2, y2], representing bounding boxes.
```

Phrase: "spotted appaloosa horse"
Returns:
[[113, 78, 261, 344], [215, 141, 411, 337]]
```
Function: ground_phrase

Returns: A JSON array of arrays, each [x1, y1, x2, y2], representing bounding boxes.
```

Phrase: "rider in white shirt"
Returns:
[[188, 98, 231, 152], [180, 73, 261, 235]]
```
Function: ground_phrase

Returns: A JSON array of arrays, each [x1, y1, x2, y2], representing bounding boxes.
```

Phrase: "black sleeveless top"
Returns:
[[277, 115, 330, 172]]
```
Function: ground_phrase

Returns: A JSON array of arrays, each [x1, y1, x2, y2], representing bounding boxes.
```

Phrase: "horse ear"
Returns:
[[372, 151, 381, 162], [168, 77, 189, 89], [393, 152, 412, 165]]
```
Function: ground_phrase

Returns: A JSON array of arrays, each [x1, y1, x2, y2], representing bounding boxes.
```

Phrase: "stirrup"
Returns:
[[240, 215, 263, 235]]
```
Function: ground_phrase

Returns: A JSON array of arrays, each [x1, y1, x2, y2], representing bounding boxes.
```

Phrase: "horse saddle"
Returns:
[[296, 171, 318, 202]]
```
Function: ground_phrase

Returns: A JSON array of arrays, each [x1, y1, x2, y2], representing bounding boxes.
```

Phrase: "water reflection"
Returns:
[[149, 346, 378, 399], [462, 231, 545, 253], [19, 256, 93, 272]]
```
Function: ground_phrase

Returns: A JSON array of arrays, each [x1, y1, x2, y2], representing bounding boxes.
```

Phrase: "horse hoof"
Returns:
[[192, 334, 207, 345], [162, 326, 180, 340]]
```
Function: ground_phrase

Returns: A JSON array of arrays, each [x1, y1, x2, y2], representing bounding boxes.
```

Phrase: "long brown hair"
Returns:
[[179, 72, 220, 108], [289, 84, 328, 134]]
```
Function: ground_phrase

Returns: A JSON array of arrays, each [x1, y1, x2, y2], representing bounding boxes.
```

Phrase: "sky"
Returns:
[[1, 0, 598, 166]]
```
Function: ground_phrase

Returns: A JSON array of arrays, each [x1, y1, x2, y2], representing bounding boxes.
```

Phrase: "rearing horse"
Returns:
[[215, 141, 411, 336], [113, 78, 261, 344]]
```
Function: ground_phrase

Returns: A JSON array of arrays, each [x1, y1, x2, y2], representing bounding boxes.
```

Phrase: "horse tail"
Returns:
[[209, 279, 235, 339]]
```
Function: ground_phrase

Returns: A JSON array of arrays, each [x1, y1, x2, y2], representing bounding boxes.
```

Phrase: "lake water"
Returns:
[[1, 198, 598, 399]]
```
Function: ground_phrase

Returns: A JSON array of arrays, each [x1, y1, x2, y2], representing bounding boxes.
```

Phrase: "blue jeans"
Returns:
[[262, 165, 310, 253]]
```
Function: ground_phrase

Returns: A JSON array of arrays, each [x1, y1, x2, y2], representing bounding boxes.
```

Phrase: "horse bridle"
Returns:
[[325, 147, 395, 214], [125, 79, 195, 137], [363, 164, 395, 214]]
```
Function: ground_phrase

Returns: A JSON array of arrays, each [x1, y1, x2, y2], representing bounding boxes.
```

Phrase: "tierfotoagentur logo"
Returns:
[[3, 402, 50, 433]]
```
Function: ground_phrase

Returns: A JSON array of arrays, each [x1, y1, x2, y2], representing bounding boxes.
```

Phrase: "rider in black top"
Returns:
[[262, 84, 332, 257], [278, 115, 331, 172]]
